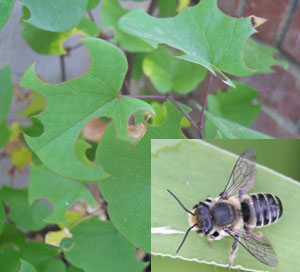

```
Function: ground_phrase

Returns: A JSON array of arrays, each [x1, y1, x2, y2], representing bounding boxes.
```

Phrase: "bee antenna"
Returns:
[[167, 189, 195, 216], [176, 223, 197, 253]]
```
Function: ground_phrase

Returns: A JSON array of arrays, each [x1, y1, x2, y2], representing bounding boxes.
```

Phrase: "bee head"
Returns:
[[192, 203, 212, 235]]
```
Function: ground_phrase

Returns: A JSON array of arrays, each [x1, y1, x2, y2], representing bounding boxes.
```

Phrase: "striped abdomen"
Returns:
[[250, 193, 283, 227]]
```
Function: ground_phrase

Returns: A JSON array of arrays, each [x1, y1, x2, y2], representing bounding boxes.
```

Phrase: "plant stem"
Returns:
[[167, 95, 203, 138], [198, 73, 213, 137], [121, 53, 135, 95], [147, 0, 158, 15], [60, 55, 66, 82], [88, 11, 95, 22]]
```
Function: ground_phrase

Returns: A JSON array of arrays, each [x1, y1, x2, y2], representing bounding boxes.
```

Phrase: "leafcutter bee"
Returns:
[[168, 148, 283, 271]]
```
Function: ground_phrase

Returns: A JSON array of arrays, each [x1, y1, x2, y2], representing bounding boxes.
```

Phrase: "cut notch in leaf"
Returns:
[[119, 0, 261, 87], [21, 38, 154, 181], [20, 0, 88, 32], [96, 101, 188, 253]]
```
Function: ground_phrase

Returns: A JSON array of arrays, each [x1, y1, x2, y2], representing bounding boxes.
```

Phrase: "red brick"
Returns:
[[251, 110, 297, 138], [217, 0, 240, 17], [243, 0, 289, 44], [281, 5, 300, 62], [240, 66, 300, 124]]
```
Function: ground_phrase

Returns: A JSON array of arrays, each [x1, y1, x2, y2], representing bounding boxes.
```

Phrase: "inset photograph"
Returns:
[[151, 139, 300, 272]]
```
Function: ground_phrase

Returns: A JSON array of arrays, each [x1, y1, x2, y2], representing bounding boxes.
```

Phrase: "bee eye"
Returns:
[[213, 231, 219, 237]]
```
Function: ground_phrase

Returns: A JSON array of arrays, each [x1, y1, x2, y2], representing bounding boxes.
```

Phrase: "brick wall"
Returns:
[[216, 0, 300, 138]]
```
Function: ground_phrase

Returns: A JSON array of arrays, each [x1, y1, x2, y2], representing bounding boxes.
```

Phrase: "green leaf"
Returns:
[[150, 102, 167, 126], [63, 217, 146, 272], [206, 81, 261, 138], [208, 82, 261, 126], [21, 18, 99, 56], [101, 0, 153, 52], [0, 223, 26, 250], [0, 0, 14, 30], [0, 204, 5, 236], [21, 242, 65, 272], [143, 46, 206, 94], [19, 260, 37, 272], [87, 0, 100, 10], [205, 112, 273, 139], [20, 0, 88, 32], [29, 165, 94, 223], [153, 255, 228, 272], [96, 101, 187, 252], [0, 122, 10, 147], [244, 38, 288, 74], [158, 0, 178, 17], [196, 104, 271, 139], [204, 110, 273, 139], [0, 186, 51, 231], [21, 38, 154, 181], [0, 246, 21, 272], [151, 140, 299, 271], [0, 64, 13, 124], [132, 53, 145, 80], [67, 267, 84, 272], [119, 0, 258, 86]]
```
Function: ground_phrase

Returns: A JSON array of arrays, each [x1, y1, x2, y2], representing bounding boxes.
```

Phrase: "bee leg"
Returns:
[[228, 239, 239, 271]]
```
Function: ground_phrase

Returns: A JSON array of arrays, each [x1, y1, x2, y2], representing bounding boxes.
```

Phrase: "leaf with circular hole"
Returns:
[[63, 217, 146, 272], [19, 0, 88, 32], [29, 165, 94, 223], [21, 38, 154, 181], [0, 186, 50, 231], [96, 101, 188, 252], [101, 0, 153, 52]]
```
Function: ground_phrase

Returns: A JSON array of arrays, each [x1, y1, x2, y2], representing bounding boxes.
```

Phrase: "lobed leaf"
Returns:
[[0, 0, 14, 30], [119, 0, 258, 86], [29, 165, 94, 223], [21, 38, 154, 181], [96, 101, 187, 252], [244, 39, 288, 74], [20, 0, 88, 32], [143, 46, 206, 94], [21, 18, 99, 56], [207, 82, 261, 127], [62, 217, 146, 272], [0, 186, 51, 231], [101, 0, 152, 52], [21, 242, 65, 272], [206, 81, 262, 138], [152, 140, 299, 271]]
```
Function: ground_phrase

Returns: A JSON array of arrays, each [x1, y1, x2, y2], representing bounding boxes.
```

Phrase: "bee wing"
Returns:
[[219, 148, 256, 199], [225, 228, 278, 267]]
